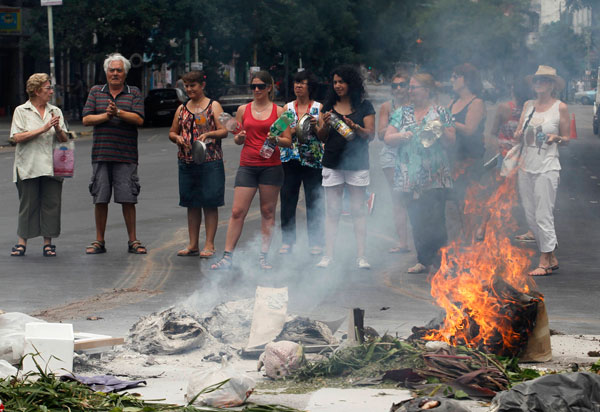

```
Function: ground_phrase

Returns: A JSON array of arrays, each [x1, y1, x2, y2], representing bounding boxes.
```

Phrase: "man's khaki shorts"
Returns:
[[89, 162, 140, 204]]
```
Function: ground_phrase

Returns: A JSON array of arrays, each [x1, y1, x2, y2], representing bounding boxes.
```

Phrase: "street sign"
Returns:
[[0, 7, 21, 34], [191, 62, 203, 71], [41, 0, 62, 6]]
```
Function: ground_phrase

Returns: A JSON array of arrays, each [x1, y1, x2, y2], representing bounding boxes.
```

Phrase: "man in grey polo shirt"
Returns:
[[82, 53, 146, 255]]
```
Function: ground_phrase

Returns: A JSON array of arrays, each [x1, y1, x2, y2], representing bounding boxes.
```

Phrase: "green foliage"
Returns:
[[533, 21, 587, 80], [22, 0, 594, 85]]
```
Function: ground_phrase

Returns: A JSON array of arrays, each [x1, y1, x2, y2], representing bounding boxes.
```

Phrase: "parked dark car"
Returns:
[[144, 88, 187, 126], [219, 85, 254, 113]]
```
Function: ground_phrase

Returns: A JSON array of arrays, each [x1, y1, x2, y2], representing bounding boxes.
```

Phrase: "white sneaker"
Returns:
[[316, 255, 333, 268], [357, 256, 371, 269]]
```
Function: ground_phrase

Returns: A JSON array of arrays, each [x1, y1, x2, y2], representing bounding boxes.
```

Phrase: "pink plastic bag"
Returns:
[[53, 141, 74, 177]]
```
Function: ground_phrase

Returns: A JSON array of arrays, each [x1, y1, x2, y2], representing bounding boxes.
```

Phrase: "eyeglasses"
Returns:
[[43, 86, 54, 90], [294, 81, 308, 87], [532, 77, 552, 84], [391, 82, 408, 89], [250, 83, 267, 90], [408, 85, 425, 90]]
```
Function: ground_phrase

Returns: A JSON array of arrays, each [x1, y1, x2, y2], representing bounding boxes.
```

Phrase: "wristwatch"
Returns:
[[117, 109, 122, 117]]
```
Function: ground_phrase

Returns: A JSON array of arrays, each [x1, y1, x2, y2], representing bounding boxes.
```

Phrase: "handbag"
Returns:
[[500, 106, 536, 177], [53, 140, 75, 177]]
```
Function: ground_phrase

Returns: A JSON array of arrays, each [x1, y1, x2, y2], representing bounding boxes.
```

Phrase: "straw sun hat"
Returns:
[[527, 65, 565, 91]]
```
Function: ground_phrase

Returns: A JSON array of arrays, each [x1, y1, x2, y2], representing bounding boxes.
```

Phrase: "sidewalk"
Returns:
[[0, 115, 90, 149]]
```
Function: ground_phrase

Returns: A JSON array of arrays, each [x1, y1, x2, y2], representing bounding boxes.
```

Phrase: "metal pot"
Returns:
[[191, 139, 206, 164], [420, 119, 443, 148], [295, 113, 314, 144]]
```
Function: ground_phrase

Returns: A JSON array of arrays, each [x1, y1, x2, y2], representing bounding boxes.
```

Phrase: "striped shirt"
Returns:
[[83, 84, 144, 164]]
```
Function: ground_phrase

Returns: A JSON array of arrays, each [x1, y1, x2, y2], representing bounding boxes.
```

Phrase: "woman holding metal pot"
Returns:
[[384, 73, 455, 274], [168, 70, 228, 257], [378, 70, 410, 254], [279, 70, 325, 256], [10, 73, 69, 257], [515, 65, 570, 276], [211, 70, 292, 270], [316, 65, 376, 270]]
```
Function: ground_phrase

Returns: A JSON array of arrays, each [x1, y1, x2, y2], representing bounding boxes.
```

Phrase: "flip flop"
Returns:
[[515, 233, 536, 242], [529, 266, 552, 276], [177, 248, 199, 257], [389, 246, 410, 254], [278, 244, 292, 254], [199, 248, 216, 258]]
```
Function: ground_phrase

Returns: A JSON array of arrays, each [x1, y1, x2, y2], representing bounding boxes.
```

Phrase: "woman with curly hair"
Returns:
[[316, 65, 375, 269]]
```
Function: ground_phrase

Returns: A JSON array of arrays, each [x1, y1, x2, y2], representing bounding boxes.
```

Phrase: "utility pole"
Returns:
[[41, 0, 62, 105]]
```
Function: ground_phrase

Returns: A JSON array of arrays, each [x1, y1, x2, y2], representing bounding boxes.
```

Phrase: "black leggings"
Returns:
[[280, 160, 325, 247], [406, 189, 448, 266]]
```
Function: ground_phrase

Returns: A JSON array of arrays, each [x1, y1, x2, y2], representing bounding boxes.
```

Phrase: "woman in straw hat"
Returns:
[[515, 65, 570, 276]]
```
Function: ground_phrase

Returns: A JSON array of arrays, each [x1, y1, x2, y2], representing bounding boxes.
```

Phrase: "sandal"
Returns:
[[389, 246, 410, 254], [278, 244, 292, 255], [529, 266, 552, 276], [128, 240, 147, 254], [199, 248, 216, 258], [259, 252, 272, 270], [11, 244, 26, 257], [86, 240, 106, 254], [43, 244, 56, 257], [309, 246, 323, 256], [210, 251, 232, 270], [177, 248, 199, 257]]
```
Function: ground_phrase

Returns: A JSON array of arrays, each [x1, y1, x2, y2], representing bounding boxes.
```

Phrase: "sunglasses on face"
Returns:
[[391, 82, 408, 89], [533, 77, 552, 84], [250, 83, 267, 90]]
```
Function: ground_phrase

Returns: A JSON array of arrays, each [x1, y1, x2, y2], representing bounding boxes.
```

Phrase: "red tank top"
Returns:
[[240, 103, 281, 167]]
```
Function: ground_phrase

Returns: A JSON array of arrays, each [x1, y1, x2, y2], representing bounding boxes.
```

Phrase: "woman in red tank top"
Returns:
[[211, 71, 292, 270]]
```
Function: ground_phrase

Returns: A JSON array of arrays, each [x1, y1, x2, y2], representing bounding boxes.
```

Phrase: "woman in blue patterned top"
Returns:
[[279, 71, 325, 256], [384, 73, 455, 274]]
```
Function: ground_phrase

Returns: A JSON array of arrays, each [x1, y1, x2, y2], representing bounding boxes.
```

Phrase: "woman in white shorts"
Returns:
[[316, 65, 375, 269]]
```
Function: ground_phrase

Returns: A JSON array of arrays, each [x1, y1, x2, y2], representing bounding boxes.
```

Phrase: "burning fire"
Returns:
[[424, 174, 537, 355]]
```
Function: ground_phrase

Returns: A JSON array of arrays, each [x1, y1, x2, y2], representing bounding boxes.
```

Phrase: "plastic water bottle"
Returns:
[[328, 112, 356, 141], [218, 112, 243, 134], [259, 110, 294, 159]]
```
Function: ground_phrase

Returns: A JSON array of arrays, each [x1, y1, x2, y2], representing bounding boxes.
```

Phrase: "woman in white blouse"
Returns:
[[10, 73, 68, 257], [515, 66, 570, 276]]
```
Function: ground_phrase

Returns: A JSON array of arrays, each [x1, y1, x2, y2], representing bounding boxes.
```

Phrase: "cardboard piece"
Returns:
[[246, 287, 288, 349], [520, 299, 552, 362]]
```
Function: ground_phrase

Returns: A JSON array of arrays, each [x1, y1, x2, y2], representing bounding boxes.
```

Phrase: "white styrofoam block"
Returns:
[[22, 323, 74, 376]]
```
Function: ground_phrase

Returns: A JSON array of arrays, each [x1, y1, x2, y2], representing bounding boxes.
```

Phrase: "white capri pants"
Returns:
[[518, 170, 559, 253]]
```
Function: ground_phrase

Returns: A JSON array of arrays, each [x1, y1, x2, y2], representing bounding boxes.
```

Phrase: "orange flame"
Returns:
[[424, 173, 537, 353]]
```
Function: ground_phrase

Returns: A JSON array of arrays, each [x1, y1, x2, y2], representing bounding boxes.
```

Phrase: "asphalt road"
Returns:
[[0, 102, 599, 340]]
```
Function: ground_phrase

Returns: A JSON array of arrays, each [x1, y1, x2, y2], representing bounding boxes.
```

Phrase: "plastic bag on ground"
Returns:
[[0, 360, 17, 379], [489, 372, 600, 412], [257, 340, 304, 379], [0, 312, 45, 363], [186, 361, 255, 408]]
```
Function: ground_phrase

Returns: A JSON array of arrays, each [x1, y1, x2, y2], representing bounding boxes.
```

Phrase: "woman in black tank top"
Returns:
[[448, 63, 486, 238]]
